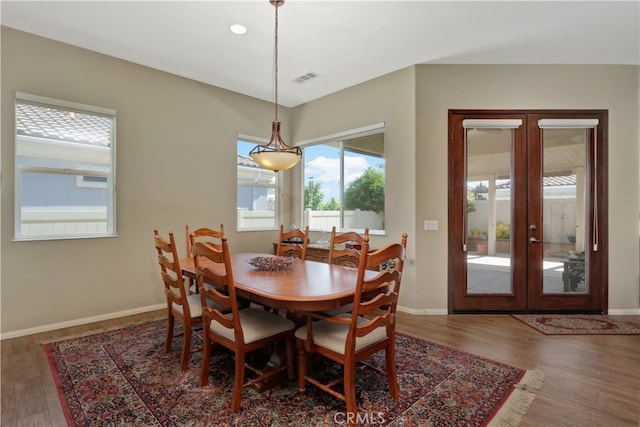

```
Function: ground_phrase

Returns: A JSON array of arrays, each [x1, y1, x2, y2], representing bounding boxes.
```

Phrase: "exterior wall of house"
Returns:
[[1, 28, 638, 336]]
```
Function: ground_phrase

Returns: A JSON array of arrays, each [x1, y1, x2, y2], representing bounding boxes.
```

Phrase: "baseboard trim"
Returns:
[[608, 308, 640, 315], [0, 304, 166, 340], [397, 307, 640, 316], [3, 304, 636, 339], [397, 306, 448, 315]]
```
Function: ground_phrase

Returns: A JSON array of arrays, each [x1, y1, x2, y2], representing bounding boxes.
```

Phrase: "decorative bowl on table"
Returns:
[[247, 256, 298, 271]]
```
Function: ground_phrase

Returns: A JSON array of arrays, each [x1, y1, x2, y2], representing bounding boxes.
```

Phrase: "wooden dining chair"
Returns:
[[154, 229, 205, 371], [295, 232, 408, 423], [328, 227, 369, 268], [192, 235, 296, 412], [321, 227, 370, 315], [184, 224, 225, 293], [276, 224, 309, 260]]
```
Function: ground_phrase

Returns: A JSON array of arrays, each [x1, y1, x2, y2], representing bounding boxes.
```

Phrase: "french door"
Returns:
[[448, 110, 608, 313]]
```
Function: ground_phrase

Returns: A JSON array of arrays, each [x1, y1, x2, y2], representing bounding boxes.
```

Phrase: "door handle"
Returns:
[[529, 225, 541, 242]]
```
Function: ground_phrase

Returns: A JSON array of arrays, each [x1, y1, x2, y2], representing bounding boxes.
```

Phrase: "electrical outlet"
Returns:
[[424, 220, 439, 231]]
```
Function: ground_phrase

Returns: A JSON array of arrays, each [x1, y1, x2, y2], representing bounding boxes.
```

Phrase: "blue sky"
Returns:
[[238, 140, 383, 203]]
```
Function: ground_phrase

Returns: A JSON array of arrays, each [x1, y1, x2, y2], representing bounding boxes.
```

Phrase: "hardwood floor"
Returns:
[[2, 310, 639, 426]]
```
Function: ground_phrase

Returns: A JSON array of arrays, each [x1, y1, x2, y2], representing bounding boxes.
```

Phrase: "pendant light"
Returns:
[[249, 0, 302, 172]]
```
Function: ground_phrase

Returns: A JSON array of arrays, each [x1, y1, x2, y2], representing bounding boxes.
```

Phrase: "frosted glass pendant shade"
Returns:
[[249, 121, 302, 172]]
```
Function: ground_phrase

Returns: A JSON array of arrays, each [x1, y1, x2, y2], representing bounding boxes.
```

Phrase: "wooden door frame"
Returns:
[[448, 109, 608, 314], [526, 111, 608, 312]]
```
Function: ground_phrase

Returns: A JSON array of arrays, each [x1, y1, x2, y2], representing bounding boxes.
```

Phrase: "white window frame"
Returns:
[[14, 92, 116, 241], [298, 122, 386, 234], [237, 135, 280, 232]]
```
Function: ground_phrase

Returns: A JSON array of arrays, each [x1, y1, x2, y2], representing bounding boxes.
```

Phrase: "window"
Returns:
[[237, 137, 279, 231], [301, 124, 385, 233], [14, 93, 116, 240]]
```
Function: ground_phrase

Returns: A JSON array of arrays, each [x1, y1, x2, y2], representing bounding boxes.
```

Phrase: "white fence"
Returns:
[[20, 208, 107, 236], [468, 196, 577, 244], [303, 209, 384, 231], [21, 207, 384, 236], [237, 208, 384, 231]]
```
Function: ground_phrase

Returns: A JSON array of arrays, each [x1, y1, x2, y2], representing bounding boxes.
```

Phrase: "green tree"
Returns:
[[473, 182, 488, 200], [324, 197, 340, 210], [304, 181, 324, 210], [344, 167, 384, 213], [467, 190, 476, 213]]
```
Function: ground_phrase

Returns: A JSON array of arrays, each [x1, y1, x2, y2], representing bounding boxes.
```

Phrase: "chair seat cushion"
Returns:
[[295, 314, 387, 355], [172, 293, 224, 319], [211, 308, 295, 344]]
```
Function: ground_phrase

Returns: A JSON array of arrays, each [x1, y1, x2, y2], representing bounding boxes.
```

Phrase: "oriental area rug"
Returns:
[[45, 319, 544, 426], [512, 314, 640, 335]]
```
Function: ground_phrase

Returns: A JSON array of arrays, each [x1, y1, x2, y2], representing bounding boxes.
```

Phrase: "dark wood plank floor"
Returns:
[[2, 310, 639, 426]]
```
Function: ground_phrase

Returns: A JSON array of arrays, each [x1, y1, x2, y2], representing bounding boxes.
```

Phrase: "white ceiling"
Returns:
[[2, 1, 638, 107]]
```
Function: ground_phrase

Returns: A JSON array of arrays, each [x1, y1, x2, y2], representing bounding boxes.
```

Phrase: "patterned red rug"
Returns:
[[512, 314, 640, 335], [45, 319, 543, 426]]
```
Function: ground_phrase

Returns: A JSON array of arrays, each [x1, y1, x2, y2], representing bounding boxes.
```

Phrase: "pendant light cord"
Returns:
[[274, 3, 279, 122]]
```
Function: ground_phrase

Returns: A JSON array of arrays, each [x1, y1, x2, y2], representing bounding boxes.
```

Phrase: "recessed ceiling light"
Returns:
[[230, 24, 247, 35]]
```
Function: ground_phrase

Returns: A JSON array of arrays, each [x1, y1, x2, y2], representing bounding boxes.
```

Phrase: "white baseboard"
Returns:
[[0, 304, 166, 340], [397, 307, 640, 316], [397, 305, 448, 315], [3, 303, 636, 340], [608, 308, 640, 315]]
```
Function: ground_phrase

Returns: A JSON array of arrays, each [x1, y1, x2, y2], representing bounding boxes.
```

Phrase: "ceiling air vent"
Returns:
[[294, 72, 320, 83]]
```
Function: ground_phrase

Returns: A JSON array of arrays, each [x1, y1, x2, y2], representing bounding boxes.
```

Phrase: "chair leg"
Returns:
[[386, 342, 399, 399], [231, 350, 245, 412], [285, 338, 295, 381], [296, 340, 307, 392], [180, 324, 192, 371], [165, 313, 175, 353], [199, 336, 211, 387], [344, 361, 358, 424]]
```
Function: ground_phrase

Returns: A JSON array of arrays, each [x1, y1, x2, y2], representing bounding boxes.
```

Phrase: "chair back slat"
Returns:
[[358, 290, 397, 315], [328, 227, 368, 268], [354, 312, 393, 338], [276, 224, 309, 259], [185, 224, 225, 258]]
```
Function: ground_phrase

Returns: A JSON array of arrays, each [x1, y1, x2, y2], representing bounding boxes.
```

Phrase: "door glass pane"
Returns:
[[466, 128, 513, 294], [542, 129, 587, 294]]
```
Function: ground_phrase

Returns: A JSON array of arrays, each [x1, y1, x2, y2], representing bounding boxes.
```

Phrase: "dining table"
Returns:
[[180, 252, 377, 313], [180, 252, 377, 392]]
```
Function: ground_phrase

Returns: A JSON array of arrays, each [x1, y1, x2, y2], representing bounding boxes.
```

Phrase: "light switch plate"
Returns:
[[424, 220, 439, 231]]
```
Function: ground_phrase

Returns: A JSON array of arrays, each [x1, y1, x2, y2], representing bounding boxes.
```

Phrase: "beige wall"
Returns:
[[2, 28, 639, 336], [289, 67, 419, 312], [0, 27, 287, 334], [413, 64, 640, 312], [290, 64, 640, 314]]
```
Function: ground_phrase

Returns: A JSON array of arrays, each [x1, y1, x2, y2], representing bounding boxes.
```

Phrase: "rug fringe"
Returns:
[[488, 370, 545, 427]]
